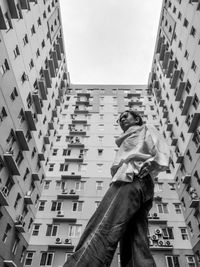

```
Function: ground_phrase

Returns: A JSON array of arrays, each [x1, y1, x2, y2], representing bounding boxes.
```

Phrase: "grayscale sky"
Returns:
[[59, 0, 162, 84]]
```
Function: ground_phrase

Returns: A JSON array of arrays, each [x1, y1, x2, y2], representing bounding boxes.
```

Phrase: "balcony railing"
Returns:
[[24, 191, 33, 205], [48, 59, 56, 78], [181, 96, 193, 115], [7, 0, 18, 18], [3, 260, 17, 267], [0, 7, 7, 30], [32, 92, 42, 114], [43, 69, 52, 88], [58, 189, 79, 200], [176, 153, 184, 164], [182, 175, 191, 184], [61, 173, 81, 180], [4, 152, 20, 175], [188, 113, 200, 133], [25, 111, 37, 131], [20, 0, 29, 9], [52, 51, 58, 69], [171, 138, 178, 146], [0, 186, 9, 206], [166, 60, 175, 78], [55, 44, 62, 60], [175, 82, 186, 101], [15, 130, 29, 151], [15, 215, 25, 233], [170, 70, 180, 89], [162, 51, 170, 69], [32, 173, 40, 181]]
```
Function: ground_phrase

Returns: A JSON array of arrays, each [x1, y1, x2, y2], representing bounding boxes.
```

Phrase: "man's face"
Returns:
[[118, 111, 139, 132]]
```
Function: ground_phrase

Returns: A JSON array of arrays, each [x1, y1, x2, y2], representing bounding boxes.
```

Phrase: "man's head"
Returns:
[[117, 110, 143, 132]]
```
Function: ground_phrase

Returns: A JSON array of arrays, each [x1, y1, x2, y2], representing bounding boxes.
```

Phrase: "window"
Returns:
[[0, 59, 10, 75], [63, 149, 71, 156], [183, 18, 189, 28], [46, 224, 58, 236], [5, 12, 12, 30], [190, 26, 196, 37], [16, 151, 24, 166], [51, 201, 62, 211], [75, 181, 85, 191], [52, 149, 58, 156], [184, 50, 189, 60], [95, 201, 100, 209], [40, 252, 54, 266], [72, 201, 83, 212], [48, 164, 54, 171], [168, 183, 175, 190], [31, 25, 36, 35], [14, 193, 21, 209], [191, 61, 197, 72], [162, 227, 174, 239], [13, 45, 20, 58], [10, 87, 18, 101], [25, 252, 35, 265], [44, 181, 51, 189], [96, 181, 103, 190], [32, 224, 40, 236], [38, 201, 46, 211], [69, 225, 82, 237], [59, 163, 68, 171], [97, 164, 103, 172], [166, 255, 180, 267], [178, 11, 182, 20], [157, 203, 168, 213], [185, 80, 191, 94], [98, 149, 103, 156], [2, 223, 11, 243], [186, 256, 196, 267], [174, 203, 182, 214], [180, 228, 189, 240], [193, 94, 199, 109], [23, 34, 29, 46]]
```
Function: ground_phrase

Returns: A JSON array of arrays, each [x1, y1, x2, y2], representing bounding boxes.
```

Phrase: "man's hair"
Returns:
[[118, 110, 143, 126]]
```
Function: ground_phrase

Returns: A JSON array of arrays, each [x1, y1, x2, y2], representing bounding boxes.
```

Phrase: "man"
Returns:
[[63, 110, 170, 267]]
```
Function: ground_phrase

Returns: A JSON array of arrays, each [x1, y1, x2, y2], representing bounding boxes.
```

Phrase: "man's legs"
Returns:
[[63, 176, 154, 267], [120, 199, 157, 267]]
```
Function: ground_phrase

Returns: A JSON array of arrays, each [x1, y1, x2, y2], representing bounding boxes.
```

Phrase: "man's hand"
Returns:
[[139, 162, 152, 178]]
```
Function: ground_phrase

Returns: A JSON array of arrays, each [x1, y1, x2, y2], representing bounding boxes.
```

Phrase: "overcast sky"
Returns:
[[59, 0, 162, 85]]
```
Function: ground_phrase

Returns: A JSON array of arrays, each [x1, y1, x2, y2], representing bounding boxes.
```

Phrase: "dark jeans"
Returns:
[[63, 175, 156, 267]]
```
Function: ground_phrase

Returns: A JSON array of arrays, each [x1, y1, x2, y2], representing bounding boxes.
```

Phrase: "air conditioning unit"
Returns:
[[165, 240, 171, 247], [151, 235, 159, 241], [26, 190, 32, 196], [147, 213, 152, 219], [155, 228, 162, 235], [148, 239, 153, 246], [152, 212, 159, 219], [2, 186, 9, 197], [71, 172, 75, 175], [55, 237, 62, 244], [62, 189, 68, 194], [64, 238, 72, 244], [57, 210, 64, 217], [158, 240, 164, 246], [70, 189, 76, 194]]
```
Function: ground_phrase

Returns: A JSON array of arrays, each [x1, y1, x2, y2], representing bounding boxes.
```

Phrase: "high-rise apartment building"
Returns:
[[149, 0, 200, 266], [0, 0, 69, 266], [0, 0, 200, 266]]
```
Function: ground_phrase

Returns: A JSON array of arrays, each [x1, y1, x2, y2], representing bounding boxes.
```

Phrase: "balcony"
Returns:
[[0, 6, 7, 30], [159, 44, 166, 61], [175, 82, 186, 101], [77, 92, 91, 98], [72, 119, 87, 124], [74, 108, 88, 114], [3, 260, 17, 267], [188, 113, 200, 133], [170, 70, 180, 89], [32, 92, 42, 114], [38, 153, 45, 161], [162, 51, 170, 69], [181, 96, 193, 115], [25, 111, 37, 131], [53, 216, 77, 223], [64, 156, 84, 163], [149, 239, 173, 251], [32, 173, 40, 181], [7, 0, 18, 18], [159, 99, 165, 107], [15, 130, 29, 151], [61, 174, 81, 180], [166, 60, 175, 78], [48, 238, 74, 250], [69, 129, 86, 136], [0, 186, 9, 206], [166, 123, 173, 131], [48, 121, 54, 130], [171, 138, 178, 146], [38, 79, 48, 100], [68, 142, 85, 148], [58, 190, 79, 200], [43, 69, 52, 88], [156, 36, 164, 54], [24, 191, 33, 205], [57, 37, 64, 53], [52, 109, 57, 117], [190, 199, 200, 208], [20, 0, 29, 9], [4, 152, 20, 176], [48, 60, 56, 78], [182, 175, 191, 184], [176, 153, 184, 163], [128, 99, 143, 106], [44, 135, 50, 145], [52, 51, 58, 69], [15, 215, 25, 233], [55, 44, 62, 60]]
